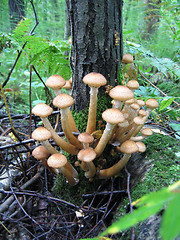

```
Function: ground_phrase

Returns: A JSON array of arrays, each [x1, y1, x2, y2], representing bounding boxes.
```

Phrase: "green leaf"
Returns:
[[159, 98, 174, 111], [169, 123, 180, 132], [160, 192, 180, 240]]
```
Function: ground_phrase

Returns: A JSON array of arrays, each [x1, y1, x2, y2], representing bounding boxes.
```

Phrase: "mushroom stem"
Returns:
[[41, 117, 78, 155], [98, 154, 131, 179], [61, 108, 82, 149], [95, 122, 115, 157], [84, 162, 96, 179], [86, 87, 98, 134]]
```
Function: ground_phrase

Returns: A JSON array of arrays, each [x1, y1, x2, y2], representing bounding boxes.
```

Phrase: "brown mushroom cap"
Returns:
[[83, 72, 107, 88], [102, 108, 125, 125], [109, 85, 134, 102], [118, 140, 138, 154], [138, 109, 147, 117], [125, 98, 135, 105], [53, 93, 74, 109], [32, 146, 50, 160], [77, 148, 96, 163], [122, 54, 133, 63], [131, 103, 140, 110], [47, 153, 67, 169], [78, 132, 94, 144], [145, 98, 159, 109], [137, 99, 145, 107], [141, 128, 153, 136], [136, 142, 146, 153], [45, 75, 66, 90], [133, 116, 145, 125], [126, 80, 139, 90], [63, 80, 72, 90], [32, 127, 52, 141], [32, 103, 53, 118]]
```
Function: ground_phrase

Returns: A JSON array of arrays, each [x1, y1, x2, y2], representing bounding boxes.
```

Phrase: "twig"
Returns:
[[139, 71, 180, 107], [125, 167, 136, 240]]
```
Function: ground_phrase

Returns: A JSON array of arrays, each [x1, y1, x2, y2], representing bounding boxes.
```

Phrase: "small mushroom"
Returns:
[[53, 93, 82, 149], [83, 72, 107, 134], [136, 141, 146, 153], [130, 128, 153, 141], [126, 80, 139, 92], [122, 54, 134, 64], [145, 98, 159, 119], [98, 140, 138, 179], [32, 103, 78, 155], [45, 74, 66, 95], [47, 153, 79, 186], [77, 148, 96, 179], [109, 85, 134, 110], [32, 145, 57, 174]]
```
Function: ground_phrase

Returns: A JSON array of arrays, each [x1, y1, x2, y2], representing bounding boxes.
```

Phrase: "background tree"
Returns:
[[66, 0, 123, 111], [9, 0, 25, 30]]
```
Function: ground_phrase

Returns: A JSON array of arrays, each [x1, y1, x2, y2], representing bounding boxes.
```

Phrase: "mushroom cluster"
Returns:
[[31, 55, 159, 185]]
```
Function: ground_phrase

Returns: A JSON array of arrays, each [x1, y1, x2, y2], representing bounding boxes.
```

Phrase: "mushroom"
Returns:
[[53, 93, 82, 149], [136, 141, 146, 153], [45, 74, 66, 95], [95, 108, 125, 157], [46, 75, 78, 133], [98, 140, 138, 179], [77, 132, 94, 171], [47, 153, 79, 186], [117, 116, 145, 143], [122, 54, 134, 64], [109, 85, 134, 110], [63, 80, 72, 95], [77, 148, 96, 179], [83, 72, 107, 134], [130, 127, 153, 141], [32, 103, 78, 155], [32, 145, 57, 174], [32, 127, 57, 154], [145, 98, 159, 119], [78, 132, 94, 149], [126, 80, 139, 92]]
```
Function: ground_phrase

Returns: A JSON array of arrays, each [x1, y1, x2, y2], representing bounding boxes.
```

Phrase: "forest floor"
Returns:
[[0, 105, 179, 240]]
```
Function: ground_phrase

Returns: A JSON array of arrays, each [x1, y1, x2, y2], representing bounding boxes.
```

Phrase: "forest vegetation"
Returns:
[[0, 0, 179, 239]]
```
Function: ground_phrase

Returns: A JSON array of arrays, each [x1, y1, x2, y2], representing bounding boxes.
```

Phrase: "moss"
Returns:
[[116, 134, 180, 218]]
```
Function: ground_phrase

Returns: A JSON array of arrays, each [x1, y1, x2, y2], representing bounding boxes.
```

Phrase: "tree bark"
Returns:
[[67, 0, 123, 111], [8, 0, 25, 30]]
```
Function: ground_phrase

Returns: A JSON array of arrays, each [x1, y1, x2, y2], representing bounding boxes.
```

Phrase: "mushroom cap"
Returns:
[[125, 98, 135, 105], [133, 116, 145, 125], [63, 80, 72, 90], [45, 75, 66, 90], [32, 103, 53, 118], [78, 132, 94, 144], [145, 98, 159, 109], [32, 146, 50, 160], [131, 103, 140, 110], [126, 80, 139, 90], [102, 108, 125, 125], [109, 85, 134, 102], [53, 93, 74, 108], [77, 147, 96, 162], [137, 99, 145, 107], [138, 109, 147, 117], [136, 142, 146, 153], [141, 128, 153, 136], [122, 54, 133, 63], [83, 72, 107, 88], [32, 127, 52, 141], [118, 140, 138, 154], [47, 153, 67, 169]]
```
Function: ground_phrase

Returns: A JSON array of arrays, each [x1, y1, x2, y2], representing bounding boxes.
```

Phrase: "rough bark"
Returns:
[[67, 0, 123, 111], [9, 0, 25, 30]]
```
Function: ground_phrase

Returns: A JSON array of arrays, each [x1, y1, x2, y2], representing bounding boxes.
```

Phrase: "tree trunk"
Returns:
[[8, 0, 25, 30], [67, 0, 123, 111]]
